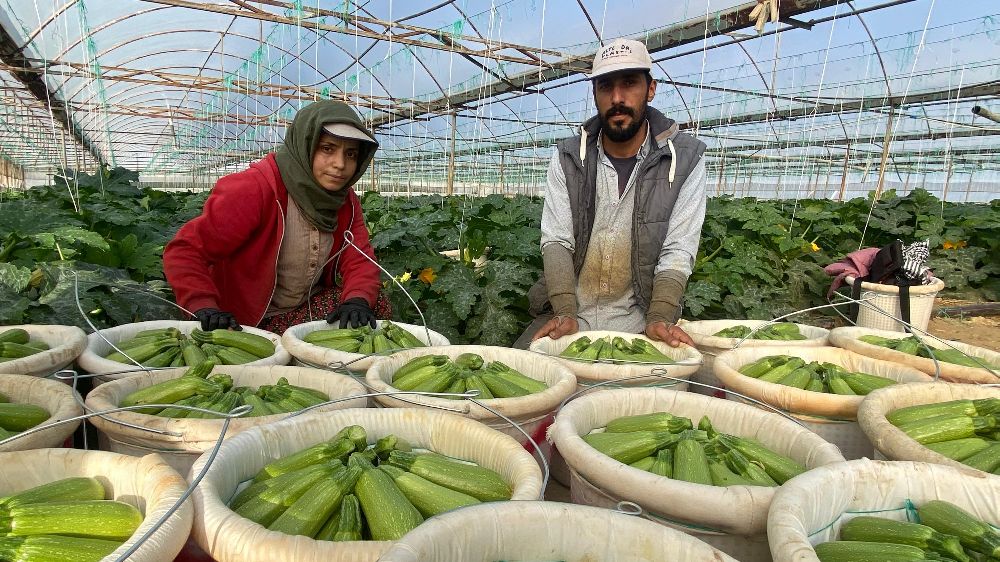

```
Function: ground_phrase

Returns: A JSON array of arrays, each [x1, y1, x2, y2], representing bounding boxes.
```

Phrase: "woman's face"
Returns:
[[312, 133, 360, 191]]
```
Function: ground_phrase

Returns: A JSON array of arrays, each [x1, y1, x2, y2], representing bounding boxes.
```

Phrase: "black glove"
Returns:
[[194, 308, 241, 331], [326, 297, 376, 328]]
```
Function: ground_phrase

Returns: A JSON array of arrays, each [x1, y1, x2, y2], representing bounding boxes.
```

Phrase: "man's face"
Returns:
[[593, 70, 656, 143], [311, 133, 361, 192]]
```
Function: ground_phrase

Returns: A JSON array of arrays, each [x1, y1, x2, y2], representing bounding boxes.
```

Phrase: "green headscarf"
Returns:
[[274, 100, 378, 231]]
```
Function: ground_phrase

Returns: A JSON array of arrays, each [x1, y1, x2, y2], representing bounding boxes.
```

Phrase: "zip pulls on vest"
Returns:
[[582, 120, 676, 183]]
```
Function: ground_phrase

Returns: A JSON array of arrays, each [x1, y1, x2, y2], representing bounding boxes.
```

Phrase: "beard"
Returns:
[[600, 102, 647, 143]]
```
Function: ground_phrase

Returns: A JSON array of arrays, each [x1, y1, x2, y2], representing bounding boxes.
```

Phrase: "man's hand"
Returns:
[[194, 308, 241, 331], [645, 321, 694, 347], [531, 315, 579, 341]]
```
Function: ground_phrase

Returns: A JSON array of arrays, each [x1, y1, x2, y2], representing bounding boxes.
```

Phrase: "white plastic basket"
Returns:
[[0, 324, 88, 378], [366, 345, 576, 455], [0, 449, 193, 562], [84, 365, 369, 475], [76, 320, 290, 380], [281, 320, 450, 373], [529, 331, 701, 391], [679, 319, 830, 398], [378, 501, 739, 562], [768, 459, 1000, 562], [190, 408, 543, 562], [844, 275, 944, 332], [0, 373, 83, 452]]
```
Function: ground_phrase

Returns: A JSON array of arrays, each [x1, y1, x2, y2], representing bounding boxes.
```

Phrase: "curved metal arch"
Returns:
[[67, 90, 273, 145], [23, 2, 174, 50], [58, 30, 339, 103], [654, 63, 695, 125], [318, 8, 445, 103], [71, 99, 263, 140], [94, 106, 281, 147], [50, 5, 205, 62], [446, 1, 574, 150], [82, 121, 204, 146], [64, 64, 277, 124], [845, 1, 893, 99]]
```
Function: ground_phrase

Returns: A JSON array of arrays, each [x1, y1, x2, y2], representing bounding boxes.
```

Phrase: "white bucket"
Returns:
[[0, 373, 82, 452], [679, 319, 830, 398], [378, 501, 739, 562], [0, 449, 193, 561], [281, 320, 449, 374], [0, 324, 87, 377], [190, 408, 543, 562], [844, 275, 944, 332], [529, 330, 700, 392], [84, 365, 368, 475], [366, 345, 576, 465], [77, 320, 289, 381], [768, 459, 1000, 561]]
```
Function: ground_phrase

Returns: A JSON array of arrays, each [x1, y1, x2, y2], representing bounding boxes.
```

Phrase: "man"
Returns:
[[517, 38, 706, 348]]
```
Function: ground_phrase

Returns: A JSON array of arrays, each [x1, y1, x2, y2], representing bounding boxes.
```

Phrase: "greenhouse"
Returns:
[[0, 1, 998, 561]]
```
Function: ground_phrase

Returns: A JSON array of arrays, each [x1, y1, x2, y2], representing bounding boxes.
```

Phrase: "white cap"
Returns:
[[322, 122, 377, 144], [588, 38, 652, 80]]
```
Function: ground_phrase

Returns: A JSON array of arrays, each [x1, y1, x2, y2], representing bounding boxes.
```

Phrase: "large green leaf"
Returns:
[[430, 264, 481, 321], [683, 280, 722, 317], [0, 289, 31, 324], [0, 263, 31, 293], [419, 305, 464, 344], [466, 296, 523, 347]]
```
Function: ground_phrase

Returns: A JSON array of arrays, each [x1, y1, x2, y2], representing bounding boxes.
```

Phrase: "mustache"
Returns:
[[604, 105, 634, 119]]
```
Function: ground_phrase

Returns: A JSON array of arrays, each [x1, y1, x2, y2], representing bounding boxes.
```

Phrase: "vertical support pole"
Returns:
[[715, 155, 725, 195], [942, 153, 954, 201], [446, 111, 457, 196], [873, 106, 896, 200], [838, 143, 850, 201], [499, 150, 505, 195]]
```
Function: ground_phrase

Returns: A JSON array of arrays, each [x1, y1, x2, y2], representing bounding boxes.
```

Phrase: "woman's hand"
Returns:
[[326, 297, 377, 328], [194, 308, 241, 331]]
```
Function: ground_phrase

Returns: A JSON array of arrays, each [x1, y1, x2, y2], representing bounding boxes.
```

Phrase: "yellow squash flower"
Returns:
[[418, 268, 437, 284]]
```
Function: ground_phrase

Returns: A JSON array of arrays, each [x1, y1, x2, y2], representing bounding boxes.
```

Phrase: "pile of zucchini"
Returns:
[[887, 398, 1000, 475], [389, 354, 548, 399], [584, 412, 807, 487], [738, 355, 897, 395], [814, 500, 999, 562], [229, 425, 512, 541], [0, 393, 48, 441], [101, 327, 275, 367], [118, 361, 330, 418], [859, 335, 999, 369], [0, 329, 50, 364], [712, 322, 807, 340], [303, 321, 425, 353], [0, 477, 143, 562], [558, 336, 675, 364]]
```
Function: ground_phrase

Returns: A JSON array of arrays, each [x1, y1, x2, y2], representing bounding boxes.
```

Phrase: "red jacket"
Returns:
[[164, 153, 381, 327]]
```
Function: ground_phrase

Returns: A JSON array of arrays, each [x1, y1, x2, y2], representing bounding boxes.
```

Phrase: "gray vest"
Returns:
[[529, 107, 706, 316]]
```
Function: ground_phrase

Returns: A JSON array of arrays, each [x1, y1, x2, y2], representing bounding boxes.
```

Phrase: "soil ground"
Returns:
[[927, 299, 1000, 351]]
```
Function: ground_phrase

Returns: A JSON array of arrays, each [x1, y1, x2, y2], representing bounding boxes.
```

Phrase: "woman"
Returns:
[[164, 100, 389, 334]]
